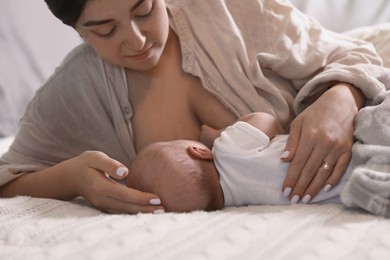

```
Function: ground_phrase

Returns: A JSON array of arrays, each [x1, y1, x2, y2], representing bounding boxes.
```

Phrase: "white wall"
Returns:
[[0, 0, 82, 136], [290, 0, 390, 32]]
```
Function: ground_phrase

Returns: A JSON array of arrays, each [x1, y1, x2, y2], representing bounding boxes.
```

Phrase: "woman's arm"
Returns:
[[0, 151, 164, 214], [249, 1, 382, 203]]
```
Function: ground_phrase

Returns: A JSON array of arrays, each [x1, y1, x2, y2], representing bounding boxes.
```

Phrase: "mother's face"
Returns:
[[75, 0, 169, 71]]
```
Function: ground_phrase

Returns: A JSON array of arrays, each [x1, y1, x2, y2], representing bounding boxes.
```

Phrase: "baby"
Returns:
[[126, 113, 350, 213]]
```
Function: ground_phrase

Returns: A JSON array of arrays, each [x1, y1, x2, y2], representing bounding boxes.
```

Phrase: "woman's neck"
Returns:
[[139, 28, 181, 77]]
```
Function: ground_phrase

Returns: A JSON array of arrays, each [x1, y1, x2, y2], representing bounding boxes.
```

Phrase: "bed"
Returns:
[[1, 1, 390, 259]]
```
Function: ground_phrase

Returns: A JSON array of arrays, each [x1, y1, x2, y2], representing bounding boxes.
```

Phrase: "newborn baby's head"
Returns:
[[127, 140, 224, 213]]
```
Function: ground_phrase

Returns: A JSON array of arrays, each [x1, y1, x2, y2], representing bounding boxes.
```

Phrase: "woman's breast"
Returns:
[[129, 72, 235, 152]]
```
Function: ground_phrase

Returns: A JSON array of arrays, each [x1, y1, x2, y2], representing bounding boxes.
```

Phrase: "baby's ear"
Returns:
[[187, 146, 214, 160]]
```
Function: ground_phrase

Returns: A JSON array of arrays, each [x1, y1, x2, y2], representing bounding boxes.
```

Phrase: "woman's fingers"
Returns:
[[283, 139, 325, 201], [281, 117, 310, 196], [323, 152, 351, 191], [296, 152, 350, 203], [281, 118, 301, 162], [84, 174, 165, 214], [283, 130, 351, 203], [105, 180, 161, 206], [93, 181, 164, 214], [74, 151, 164, 214], [282, 84, 359, 203], [82, 151, 129, 180], [287, 147, 333, 202], [281, 118, 341, 202]]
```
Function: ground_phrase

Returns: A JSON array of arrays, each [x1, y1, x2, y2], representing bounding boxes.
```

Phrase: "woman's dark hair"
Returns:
[[44, 0, 87, 27]]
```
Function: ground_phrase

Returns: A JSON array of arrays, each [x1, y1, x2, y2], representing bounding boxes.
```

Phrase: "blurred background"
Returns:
[[1, 0, 390, 138]]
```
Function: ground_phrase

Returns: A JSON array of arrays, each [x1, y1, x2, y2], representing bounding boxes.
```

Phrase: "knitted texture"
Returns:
[[1, 197, 390, 260]]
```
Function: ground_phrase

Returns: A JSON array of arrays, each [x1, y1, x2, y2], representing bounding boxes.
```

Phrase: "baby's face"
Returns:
[[127, 140, 224, 212]]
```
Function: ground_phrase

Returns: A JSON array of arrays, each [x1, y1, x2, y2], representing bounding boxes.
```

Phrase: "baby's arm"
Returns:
[[199, 125, 223, 148], [200, 112, 279, 147], [238, 112, 279, 139]]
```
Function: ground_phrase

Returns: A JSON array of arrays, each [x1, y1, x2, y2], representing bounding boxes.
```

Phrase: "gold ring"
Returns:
[[321, 161, 331, 171]]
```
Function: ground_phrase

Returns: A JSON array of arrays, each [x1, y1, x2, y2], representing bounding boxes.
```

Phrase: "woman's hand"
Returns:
[[281, 83, 365, 203], [0, 151, 164, 214], [64, 151, 165, 214]]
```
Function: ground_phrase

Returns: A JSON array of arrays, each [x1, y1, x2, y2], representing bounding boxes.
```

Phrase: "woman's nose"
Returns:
[[122, 21, 146, 51]]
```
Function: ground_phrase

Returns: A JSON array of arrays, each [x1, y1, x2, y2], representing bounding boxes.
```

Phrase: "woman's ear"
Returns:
[[187, 146, 214, 160]]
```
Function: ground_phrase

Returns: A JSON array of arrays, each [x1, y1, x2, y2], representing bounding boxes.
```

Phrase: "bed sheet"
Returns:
[[1, 196, 390, 260]]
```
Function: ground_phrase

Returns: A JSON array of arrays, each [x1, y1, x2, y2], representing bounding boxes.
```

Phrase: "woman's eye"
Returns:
[[135, 1, 153, 19], [99, 27, 117, 38], [135, 11, 152, 19]]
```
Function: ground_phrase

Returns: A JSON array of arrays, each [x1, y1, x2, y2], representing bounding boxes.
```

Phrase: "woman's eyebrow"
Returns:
[[82, 19, 113, 27], [131, 0, 146, 12], [82, 0, 146, 27]]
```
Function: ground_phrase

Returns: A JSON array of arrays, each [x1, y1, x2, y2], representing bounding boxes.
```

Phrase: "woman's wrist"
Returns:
[[55, 161, 82, 200], [329, 83, 366, 112], [0, 164, 79, 200]]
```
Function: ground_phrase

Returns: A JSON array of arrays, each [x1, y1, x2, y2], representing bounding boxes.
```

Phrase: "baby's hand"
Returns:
[[199, 124, 222, 148]]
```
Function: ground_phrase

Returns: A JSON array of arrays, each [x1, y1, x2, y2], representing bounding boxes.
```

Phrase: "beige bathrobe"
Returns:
[[0, 0, 388, 185]]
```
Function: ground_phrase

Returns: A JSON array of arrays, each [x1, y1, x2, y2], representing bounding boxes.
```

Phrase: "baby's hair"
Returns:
[[189, 163, 222, 211], [162, 144, 222, 212], [129, 142, 223, 212]]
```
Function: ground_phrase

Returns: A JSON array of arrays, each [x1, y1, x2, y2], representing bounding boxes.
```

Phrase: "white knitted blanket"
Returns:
[[1, 196, 390, 260]]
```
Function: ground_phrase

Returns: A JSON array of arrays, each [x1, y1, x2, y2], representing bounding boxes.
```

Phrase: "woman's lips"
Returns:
[[125, 46, 153, 60]]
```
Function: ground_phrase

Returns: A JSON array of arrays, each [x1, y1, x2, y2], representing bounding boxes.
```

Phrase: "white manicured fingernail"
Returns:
[[150, 198, 161, 205], [116, 167, 127, 176], [283, 187, 292, 197], [324, 184, 332, 192], [291, 195, 300, 204], [153, 209, 165, 214], [302, 194, 311, 204], [280, 151, 289, 159]]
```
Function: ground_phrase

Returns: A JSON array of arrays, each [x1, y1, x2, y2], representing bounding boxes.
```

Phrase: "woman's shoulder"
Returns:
[[60, 43, 102, 70], [31, 43, 124, 107], [42, 43, 122, 88]]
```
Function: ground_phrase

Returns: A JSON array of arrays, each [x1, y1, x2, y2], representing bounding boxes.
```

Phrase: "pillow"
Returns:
[[0, 0, 82, 137]]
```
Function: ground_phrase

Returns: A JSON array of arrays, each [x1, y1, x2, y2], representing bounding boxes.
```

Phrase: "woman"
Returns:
[[0, 0, 386, 214]]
